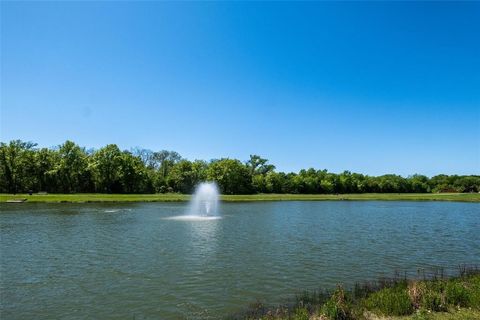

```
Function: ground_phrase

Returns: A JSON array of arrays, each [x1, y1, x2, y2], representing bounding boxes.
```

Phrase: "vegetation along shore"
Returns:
[[1, 193, 480, 203], [229, 267, 480, 320], [1, 140, 479, 195]]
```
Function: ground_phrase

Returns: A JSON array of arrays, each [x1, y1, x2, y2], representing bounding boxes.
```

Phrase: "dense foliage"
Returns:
[[1, 140, 479, 194]]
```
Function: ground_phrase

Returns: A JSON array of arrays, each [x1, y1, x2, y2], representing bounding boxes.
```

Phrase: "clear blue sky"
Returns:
[[1, 2, 479, 176]]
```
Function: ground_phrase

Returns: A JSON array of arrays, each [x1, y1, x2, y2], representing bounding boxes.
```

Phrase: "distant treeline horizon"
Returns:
[[1, 140, 479, 195]]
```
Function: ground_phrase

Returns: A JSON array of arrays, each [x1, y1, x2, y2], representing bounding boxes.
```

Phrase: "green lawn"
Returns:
[[1, 192, 479, 203]]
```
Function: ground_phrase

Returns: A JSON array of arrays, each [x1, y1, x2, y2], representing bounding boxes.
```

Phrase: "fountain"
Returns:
[[165, 182, 221, 220], [188, 182, 220, 217]]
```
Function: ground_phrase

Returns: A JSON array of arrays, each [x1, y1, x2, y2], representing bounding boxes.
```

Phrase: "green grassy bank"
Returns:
[[1, 193, 480, 203], [231, 270, 480, 320]]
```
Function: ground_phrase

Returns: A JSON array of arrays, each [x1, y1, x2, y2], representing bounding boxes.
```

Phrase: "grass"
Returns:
[[365, 283, 414, 316], [393, 308, 480, 320], [1, 193, 479, 203], [228, 268, 480, 320]]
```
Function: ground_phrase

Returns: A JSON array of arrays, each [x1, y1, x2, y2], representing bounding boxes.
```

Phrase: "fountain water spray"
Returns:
[[164, 182, 221, 220], [189, 182, 220, 216]]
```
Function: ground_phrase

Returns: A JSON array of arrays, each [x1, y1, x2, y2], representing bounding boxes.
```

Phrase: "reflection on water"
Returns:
[[186, 217, 220, 260], [163, 215, 221, 221], [1, 201, 479, 319]]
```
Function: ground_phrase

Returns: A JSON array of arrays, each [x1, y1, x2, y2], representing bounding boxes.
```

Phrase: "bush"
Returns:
[[320, 286, 353, 320], [408, 280, 447, 312], [469, 275, 480, 308], [229, 273, 480, 320], [292, 307, 309, 320], [421, 289, 446, 312], [365, 285, 413, 316], [446, 281, 470, 307]]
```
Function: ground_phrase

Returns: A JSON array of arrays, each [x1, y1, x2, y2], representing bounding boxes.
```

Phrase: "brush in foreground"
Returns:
[[230, 268, 480, 320]]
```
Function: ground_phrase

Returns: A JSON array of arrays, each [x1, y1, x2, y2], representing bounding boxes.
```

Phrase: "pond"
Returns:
[[1, 201, 479, 319]]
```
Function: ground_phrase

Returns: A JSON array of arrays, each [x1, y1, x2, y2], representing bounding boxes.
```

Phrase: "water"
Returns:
[[188, 182, 219, 217], [167, 182, 221, 221], [1, 201, 479, 319]]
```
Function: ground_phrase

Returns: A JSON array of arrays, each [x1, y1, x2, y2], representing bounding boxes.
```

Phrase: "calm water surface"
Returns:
[[1, 201, 479, 319]]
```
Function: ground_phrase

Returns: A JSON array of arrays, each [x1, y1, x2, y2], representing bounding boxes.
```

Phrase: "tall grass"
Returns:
[[364, 282, 413, 316], [227, 266, 480, 320]]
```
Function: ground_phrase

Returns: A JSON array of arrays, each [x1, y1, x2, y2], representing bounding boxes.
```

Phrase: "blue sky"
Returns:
[[1, 2, 479, 176]]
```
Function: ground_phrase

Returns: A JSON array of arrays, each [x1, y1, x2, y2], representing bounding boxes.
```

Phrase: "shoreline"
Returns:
[[229, 270, 480, 320], [1, 193, 479, 203]]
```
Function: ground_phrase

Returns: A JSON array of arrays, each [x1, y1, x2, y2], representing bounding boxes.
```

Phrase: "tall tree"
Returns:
[[151, 150, 182, 191], [119, 151, 150, 193], [1, 139, 479, 195], [167, 159, 209, 193], [246, 155, 275, 176], [207, 159, 252, 194], [34, 148, 58, 192], [90, 144, 123, 193], [131, 147, 155, 168], [167, 160, 193, 193], [52, 140, 89, 193], [246, 155, 275, 193], [0, 140, 37, 193]]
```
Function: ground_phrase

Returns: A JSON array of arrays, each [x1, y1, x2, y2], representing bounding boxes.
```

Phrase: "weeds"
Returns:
[[228, 266, 480, 320], [319, 286, 353, 320], [364, 283, 413, 316]]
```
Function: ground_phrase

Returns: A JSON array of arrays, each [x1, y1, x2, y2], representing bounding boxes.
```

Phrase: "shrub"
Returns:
[[320, 286, 353, 320], [446, 281, 470, 307], [365, 285, 413, 316], [421, 289, 446, 312], [292, 307, 309, 320], [408, 280, 449, 312], [469, 275, 480, 308]]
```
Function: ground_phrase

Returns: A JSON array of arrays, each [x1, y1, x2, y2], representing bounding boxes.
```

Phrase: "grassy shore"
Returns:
[[231, 270, 480, 320], [1, 192, 479, 203]]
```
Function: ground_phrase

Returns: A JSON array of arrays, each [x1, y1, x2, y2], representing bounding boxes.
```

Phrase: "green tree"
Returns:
[[408, 174, 430, 193], [452, 175, 480, 192], [151, 150, 182, 192], [119, 151, 151, 193], [34, 148, 58, 192], [131, 147, 155, 168], [376, 174, 408, 193], [0, 140, 37, 193], [246, 155, 275, 193], [51, 140, 89, 193], [2, 138, 480, 195], [167, 160, 195, 193], [207, 159, 252, 194], [90, 144, 123, 193], [263, 171, 288, 193], [167, 160, 208, 193], [246, 154, 275, 176]]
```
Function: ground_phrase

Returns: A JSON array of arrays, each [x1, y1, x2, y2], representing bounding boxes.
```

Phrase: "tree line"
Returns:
[[1, 140, 479, 195]]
